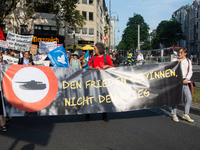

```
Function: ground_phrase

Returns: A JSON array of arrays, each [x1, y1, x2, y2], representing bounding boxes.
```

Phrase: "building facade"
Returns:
[[172, 0, 200, 57], [1, 0, 110, 53], [172, 5, 190, 49], [66, 0, 110, 52]]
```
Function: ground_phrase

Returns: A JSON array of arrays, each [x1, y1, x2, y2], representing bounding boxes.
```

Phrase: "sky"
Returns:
[[105, 0, 193, 45]]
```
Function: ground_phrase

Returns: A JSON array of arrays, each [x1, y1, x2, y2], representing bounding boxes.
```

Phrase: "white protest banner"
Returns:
[[6, 31, 33, 51], [3, 55, 18, 64], [39, 41, 57, 53], [33, 61, 50, 66], [0, 40, 8, 48]]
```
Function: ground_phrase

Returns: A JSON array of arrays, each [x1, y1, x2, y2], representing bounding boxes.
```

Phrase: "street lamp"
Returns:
[[114, 27, 120, 51], [109, 0, 119, 52]]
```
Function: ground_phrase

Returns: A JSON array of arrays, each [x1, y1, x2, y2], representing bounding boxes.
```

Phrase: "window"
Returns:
[[89, 0, 94, 5], [197, 22, 198, 29], [100, 33, 103, 40], [100, 7, 103, 17], [34, 25, 58, 35], [89, 12, 93, 21], [82, 0, 87, 4], [78, 0, 80, 4], [100, 20, 103, 29], [75, 28, 80, 36], [197, 12, 199, 18], [97, 29, 99, 37], [68, 26, 73, 35], [82, 28, 87, 36], [89, 28, 94, 37], [196, 33, 198, 40], [82, 11, 87, 20]]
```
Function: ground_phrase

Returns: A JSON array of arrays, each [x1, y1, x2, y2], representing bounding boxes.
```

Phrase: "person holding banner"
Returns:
[[39, 51, 47, 61], [0, 52, 8, 132], [88, 43, 113, 121], [18, 51, 34, 65], [70, 52, 82, 69], [171, 47, 194, 123], [88, 43, 113, 70]]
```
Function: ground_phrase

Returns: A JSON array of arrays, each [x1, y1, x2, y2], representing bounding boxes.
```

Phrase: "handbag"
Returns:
[[186, 59, 195, 94]]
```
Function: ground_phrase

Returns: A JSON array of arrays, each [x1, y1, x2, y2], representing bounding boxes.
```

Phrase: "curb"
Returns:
[[178, 104, 200, 116]]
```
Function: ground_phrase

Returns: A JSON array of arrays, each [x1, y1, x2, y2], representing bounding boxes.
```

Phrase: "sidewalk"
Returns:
[[178, 102, 200, 116]]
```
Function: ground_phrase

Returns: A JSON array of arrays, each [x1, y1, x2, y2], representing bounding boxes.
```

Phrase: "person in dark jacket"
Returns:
[[18, 51, 34, 65]]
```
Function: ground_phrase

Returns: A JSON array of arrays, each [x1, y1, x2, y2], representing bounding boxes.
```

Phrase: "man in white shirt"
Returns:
[[137, 51, 144, 65], [39, 51, 47, 61], [171, 47, 194, 123]]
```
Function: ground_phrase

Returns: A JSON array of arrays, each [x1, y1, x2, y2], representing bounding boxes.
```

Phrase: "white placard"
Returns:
[[33, 61, 50, 66], [6, 31, 33, 51], [0, 40, 8, 48], [3, 55, 18, 64], [39, 41, 57, 53]]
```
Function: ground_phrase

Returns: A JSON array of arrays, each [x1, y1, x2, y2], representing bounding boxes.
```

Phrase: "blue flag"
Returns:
[[47, 45, 69, 68], [82, 50, 90, 69]]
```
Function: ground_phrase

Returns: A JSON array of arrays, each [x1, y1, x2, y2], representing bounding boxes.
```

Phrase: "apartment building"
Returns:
[[172, 5, 190, 49], [1, 0, 110, 53], [66, 0, 110, 52], [172, 0, 200, 56], [188, 0, 200, 55]]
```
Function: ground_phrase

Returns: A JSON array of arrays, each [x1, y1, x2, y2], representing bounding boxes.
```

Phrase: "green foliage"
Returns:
[[0, 0, 21, 24], [116, 40, 125, 53], [121, 13, 149, 54], [0, 0, 85, 30], [151, 33, 160, 49], [154, 19, 185, 48], [141, 40, 152, 50]]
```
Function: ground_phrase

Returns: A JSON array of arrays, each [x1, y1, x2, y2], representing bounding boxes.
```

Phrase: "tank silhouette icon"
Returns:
[[16, 80, 46, 90]]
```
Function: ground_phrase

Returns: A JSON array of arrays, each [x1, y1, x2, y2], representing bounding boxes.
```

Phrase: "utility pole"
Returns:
[[137, 24, 140, 52]]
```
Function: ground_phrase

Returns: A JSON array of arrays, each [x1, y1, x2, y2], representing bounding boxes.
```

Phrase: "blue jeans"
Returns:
[[171, 84, 192, 115]]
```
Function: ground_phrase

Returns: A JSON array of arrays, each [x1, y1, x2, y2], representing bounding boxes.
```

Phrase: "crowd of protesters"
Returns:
[[0, 44, 195, 131]]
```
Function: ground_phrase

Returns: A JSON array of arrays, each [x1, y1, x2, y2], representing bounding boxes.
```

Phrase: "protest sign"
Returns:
[[39, 41, 57, 53], [47, 45, 69, 68], [30, 44, 38, 54], [33, 61, 50, 66], [57, 44, 63, 47], [1, 62, 183, 116], [3, 55, 18, 64], [0, 40, 8, 48], [6, 31, 33, 51]]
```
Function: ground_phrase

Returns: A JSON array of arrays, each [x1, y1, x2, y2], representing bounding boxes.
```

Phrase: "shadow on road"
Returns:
[[0, 108, 170, 149]]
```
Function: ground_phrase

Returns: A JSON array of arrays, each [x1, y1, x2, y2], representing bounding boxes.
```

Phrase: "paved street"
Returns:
[[0, 107, 200, 150]]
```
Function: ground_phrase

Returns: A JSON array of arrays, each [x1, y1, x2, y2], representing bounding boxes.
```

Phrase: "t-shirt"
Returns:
[[88, 55, 113, 69]]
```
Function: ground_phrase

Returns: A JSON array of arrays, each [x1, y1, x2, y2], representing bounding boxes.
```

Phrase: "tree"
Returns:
[[155, 19, 185, 48], [141, 40, 152, 50], [116, 40, 125, 54], [151, 33, 160, 49], [0, 0, 85, 30], [0, 0, 21, 24], [121, 13, 149, 54]]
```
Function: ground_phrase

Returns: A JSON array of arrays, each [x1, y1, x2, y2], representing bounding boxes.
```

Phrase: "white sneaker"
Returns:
[[172, 115, 179, 122], [182, 114, 194, 123]]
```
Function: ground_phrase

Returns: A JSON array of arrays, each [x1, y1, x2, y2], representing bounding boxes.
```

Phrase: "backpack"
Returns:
[[91, 54, 107, 67]]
